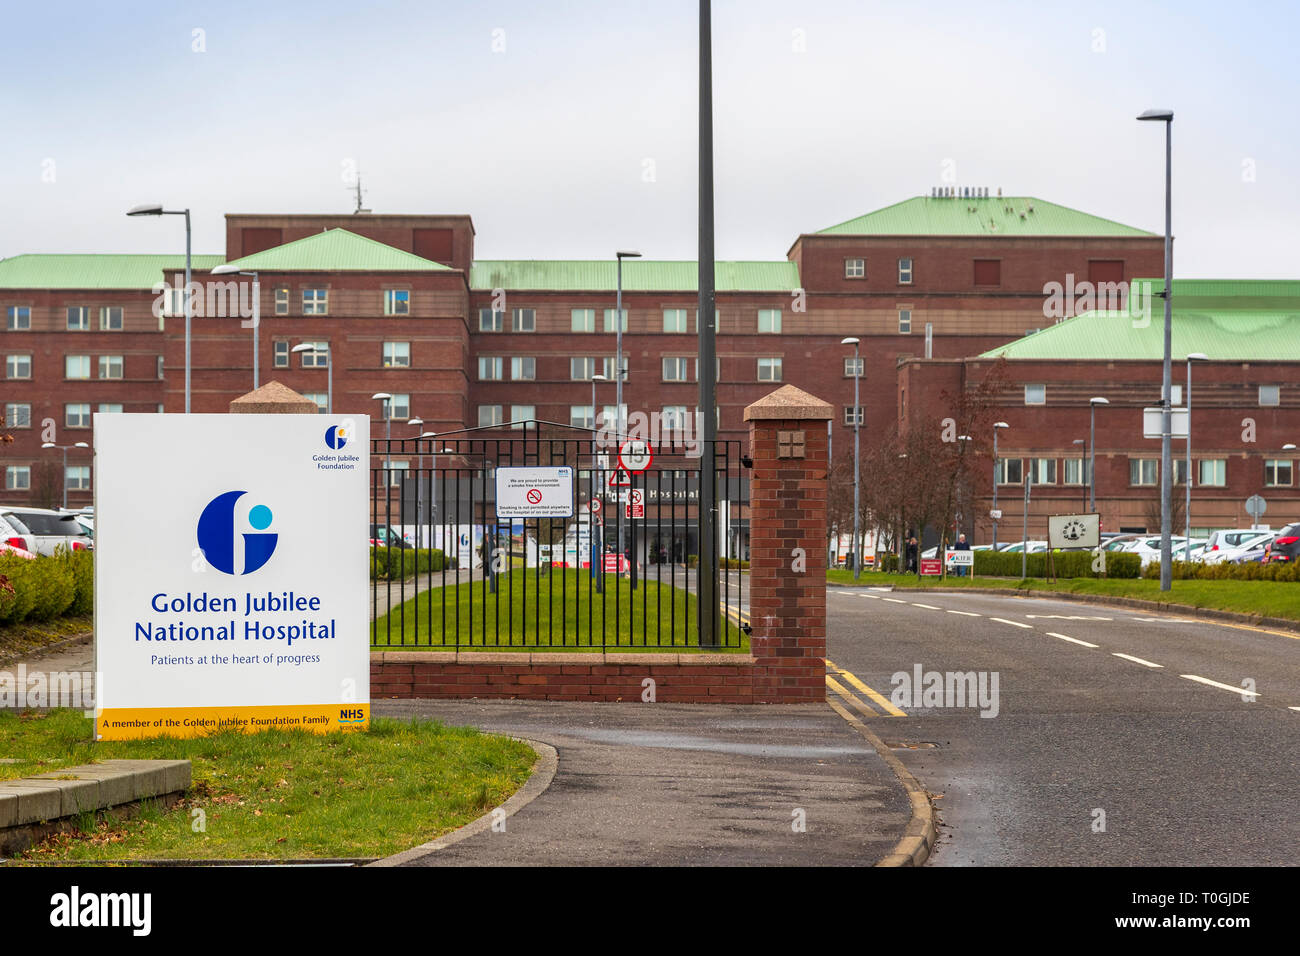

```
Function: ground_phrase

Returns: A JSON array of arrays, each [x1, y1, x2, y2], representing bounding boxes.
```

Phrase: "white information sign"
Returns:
[[944, 549, 974, 567], [1047, 513, 1101, 550], [495, 466, 574, 518], [1143, 407, 1189, 440], [93, 414, 370, 740]]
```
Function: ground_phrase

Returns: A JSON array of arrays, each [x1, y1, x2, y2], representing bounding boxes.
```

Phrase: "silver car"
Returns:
[[0, 507, 94, 555]]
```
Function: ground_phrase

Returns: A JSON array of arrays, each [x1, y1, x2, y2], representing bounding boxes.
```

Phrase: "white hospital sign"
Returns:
[[93, 414, 370, 740], [495, 466, 574, 518]]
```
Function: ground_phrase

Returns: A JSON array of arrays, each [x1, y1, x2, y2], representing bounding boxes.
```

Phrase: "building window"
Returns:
[[1130, 458, 1158, 486], [160, 288, 185, 318], [509, 405, 535, 428], [898, 258, 913, 284], [570, 405, 595, 429], [996, 458, 1023, 484], [757, 357, 782, 382], [1198, 459, 1227, 487], [5, 403, 31, 428], [1029, 458, 1057, 484], [5, 466, 30, 491], [6, 354, 31, 379], [844, 258, 865, 279], [274, 288, 289, 315], [6, 306, 31, 330], [973, 259, 1001, 286], [1172, 459, 1190, 486], [302, 289, 328, 315], [384, 289, 410, 315], [570, 357, 597, 381], [512, 308, 535, 332], [478, 405, 503, 427], [1063, 458, 1085, 485], [898, 309, 912, 334], [100, 306, 124, 330], [601, 404, 628, 429], [662, 405, 689, 430], [387, 460, 409, 486], [844, 406, 864, 426], [383, 342, 410, 368], [66, 466, 91, 491], [98, 355, 124, 379], [601, 308, 628, 333], [1024, 384, 1046, 405], [663, 309, 688, 333], [66, 307, 89, 330], [1259, 385, 1281, 407], [511, 356, 535, 381], [273, 341, 289, 368], [65, 355, 91, 379], [758, 309, 782, 333], [844, 356, 863, 376], [478, 356, 504, 380], [97, 403, 123, 414], [303, 393, 328, 413], [389, 394, 410, 419], [477, 308, 504, 332], [1265, 459, 1294, 487], [300, 343, 328, 367], [66, 403, 91, 428], [571, 309, 595, 333], [662, 357, 690, 382]]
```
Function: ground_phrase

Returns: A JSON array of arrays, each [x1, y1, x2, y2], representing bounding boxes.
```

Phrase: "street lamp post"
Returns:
[[292, 342, 332, 414], [614, 252, 639, 579], [128, 204, 191, 412], [1186, 353, 1209, 545], [1073, 439, 1087, 511], [41, 441, 89, 509], [211, 265, 260, 389], [841, 337, 861, 579], [992, 422, 1009, 550], [1137, 107, 1175, 591], [1088, 397, 1108, 513], [372, 392, 393, 478]]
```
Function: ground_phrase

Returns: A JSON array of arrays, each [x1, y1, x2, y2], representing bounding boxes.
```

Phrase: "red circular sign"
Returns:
[[526, 488, 542, 504], [589, 498, 602, 514]]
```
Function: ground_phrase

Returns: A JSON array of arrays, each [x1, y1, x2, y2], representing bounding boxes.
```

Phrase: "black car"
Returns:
[[1266, 522, 1300, 563]]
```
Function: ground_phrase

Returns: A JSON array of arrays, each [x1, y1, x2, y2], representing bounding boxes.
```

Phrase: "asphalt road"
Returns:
[[825, 586, 1300, 865]]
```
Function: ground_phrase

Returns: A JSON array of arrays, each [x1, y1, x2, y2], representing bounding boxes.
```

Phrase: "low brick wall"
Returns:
[[370, 652, 824, 704]]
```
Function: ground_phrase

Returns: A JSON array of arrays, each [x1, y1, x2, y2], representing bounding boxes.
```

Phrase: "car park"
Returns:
[[0, 507, 94, 555]]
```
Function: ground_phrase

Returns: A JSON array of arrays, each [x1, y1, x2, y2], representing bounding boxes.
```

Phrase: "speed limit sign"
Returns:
[[618, 440, 654, 473], [589, 498, 602, 515]]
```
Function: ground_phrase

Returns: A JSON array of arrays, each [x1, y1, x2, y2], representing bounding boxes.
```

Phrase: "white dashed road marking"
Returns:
[[1046, 632, 1099, 648], [911, 603, 941, 610], [882, 598, 908, 604], [991, 617, 1034, 629], [947, 610, 980, 617], [1113, 652, 1163, 669], [1026, 614, 1113, 621], [1181, 674, 1259, 699]]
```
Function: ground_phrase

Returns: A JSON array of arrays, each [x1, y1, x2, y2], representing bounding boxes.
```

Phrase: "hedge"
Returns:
[[369, 547, 448, 581], [0, 549, 93, 627], [1141, 559, 1300, 582]]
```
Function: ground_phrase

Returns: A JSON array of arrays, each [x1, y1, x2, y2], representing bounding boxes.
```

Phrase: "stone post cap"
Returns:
[[229, 381, 320, 414], [743, 384, 833, 421]]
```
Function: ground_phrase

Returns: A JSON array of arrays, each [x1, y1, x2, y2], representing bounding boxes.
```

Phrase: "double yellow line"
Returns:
[[825, 658, 907, 717]]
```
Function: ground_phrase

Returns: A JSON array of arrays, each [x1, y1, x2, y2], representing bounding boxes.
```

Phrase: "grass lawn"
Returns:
[[827, 570, 1300, 622], [3, 709, 537, 861], [374, 568, 747, 652]]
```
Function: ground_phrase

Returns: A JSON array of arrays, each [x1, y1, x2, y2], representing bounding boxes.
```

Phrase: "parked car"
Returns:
[[998, 540, 1049, 554], [1203, 531, 1274, 565], [369, 524, 411, 549], [1204, 528, 1271, 559], [0, 541, 37, 560], [1232, 542, 1272, 564], [0, 507, 93, 555], [1265, 522, 1300, 563]]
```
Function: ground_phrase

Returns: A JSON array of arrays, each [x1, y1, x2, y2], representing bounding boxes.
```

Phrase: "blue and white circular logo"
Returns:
[[325, 424, 348, 450], [196, 490, 278, 575]]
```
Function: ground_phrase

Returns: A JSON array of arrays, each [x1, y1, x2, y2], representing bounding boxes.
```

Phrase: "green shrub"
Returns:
[[875, 553, 901, 573], [59, 549, 94, 616], [1141, 559, 1299, 582], [0, 552, 82, 625], [974, 548, 1141, 579], [369, 547, 446, 581]]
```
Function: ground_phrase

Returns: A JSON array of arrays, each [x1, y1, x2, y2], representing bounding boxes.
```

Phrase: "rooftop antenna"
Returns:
[[348, 173, 371, 214]]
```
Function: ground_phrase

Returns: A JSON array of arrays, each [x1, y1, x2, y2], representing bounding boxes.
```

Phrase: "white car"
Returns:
[[1203, 531, 1274, 565], [1122, 535, 1191, 567], [1202, 528, 1270, 563], [0, 507, 94, 556], [999, 540, 1049, 554]]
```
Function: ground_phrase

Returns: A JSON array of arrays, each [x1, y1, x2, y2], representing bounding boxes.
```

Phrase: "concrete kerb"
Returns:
[[823, 696, 936, 867], [368, 737, 558, 867]]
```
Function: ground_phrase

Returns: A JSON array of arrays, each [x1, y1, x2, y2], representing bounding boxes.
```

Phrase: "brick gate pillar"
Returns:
[[744, 385, 832, 703]]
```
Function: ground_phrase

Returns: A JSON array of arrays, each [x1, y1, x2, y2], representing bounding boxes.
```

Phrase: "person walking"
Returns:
[[953, 533, 972, 577], [905, 535, 919, 574]]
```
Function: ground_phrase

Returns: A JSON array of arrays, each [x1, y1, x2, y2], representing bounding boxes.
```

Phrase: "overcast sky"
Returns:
[[2, 0, 1296, 277]]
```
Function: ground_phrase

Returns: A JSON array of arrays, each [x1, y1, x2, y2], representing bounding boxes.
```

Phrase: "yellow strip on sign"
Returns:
[[826, 658, 908, 717], [95, 703, 370, 740]]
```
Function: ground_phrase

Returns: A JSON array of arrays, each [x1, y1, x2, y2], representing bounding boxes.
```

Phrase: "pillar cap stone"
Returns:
[[743, 384, 833, 422], [229, 381, 319, 414]]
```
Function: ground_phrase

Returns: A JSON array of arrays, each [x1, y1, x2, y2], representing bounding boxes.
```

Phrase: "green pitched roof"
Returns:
[[223, 228, 451, 272], [981, 280, 1300, 362], [0, 254, 225, 289], [469, 260, 799, 292], [816, 196, 1155, 238]]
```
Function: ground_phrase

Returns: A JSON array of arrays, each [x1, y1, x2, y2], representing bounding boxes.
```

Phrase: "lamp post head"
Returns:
[[126, 203, 165, 216], [616, 251, 642, 260], [1284, 443, 1297, 451], [1137, 108, 1174, 122], [1089, 397, 1110, 406], [1073, 438, 1085, 445], [292, 342, 328, 353], [407, 418, 424, 427], [371, 392, 392, 401], [1187, 352, 1209, 362], [419, 432, 439, 440], [74, 442, 89, 448], [993, 422, 1009, 430], [840, 337, 860, 346], [41, 442, 56, 449]]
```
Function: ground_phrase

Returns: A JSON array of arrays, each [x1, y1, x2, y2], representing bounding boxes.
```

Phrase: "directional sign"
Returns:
[[618, 440, 654, 473]]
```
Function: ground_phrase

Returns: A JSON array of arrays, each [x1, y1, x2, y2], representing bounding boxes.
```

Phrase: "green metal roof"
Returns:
[[981, 280, 1300, 361], [469, 260, 800, 292], [223, 228, 451, 272], [0, 254, 225, 290], [816, 196, 1156, 238]]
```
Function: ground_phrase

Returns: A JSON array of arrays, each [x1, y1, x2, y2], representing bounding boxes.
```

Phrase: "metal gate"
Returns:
[[369, 421, 748, 650]]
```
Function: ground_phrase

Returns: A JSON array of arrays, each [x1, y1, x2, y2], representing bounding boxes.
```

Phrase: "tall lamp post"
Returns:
[[128, 204, 191, 412], [1088, 397, 1108, 513], [841, 337, 861, 578], [41, 441, 89, 509], [211, 265, 260, 389], [614, 251, 640, 437], [292, 342, 332, 414], [1073, 439, 1087, 510], [1137, 106, 1175, 591], [1185, 353, 1209, 545], [992, 422, 1009, 550]]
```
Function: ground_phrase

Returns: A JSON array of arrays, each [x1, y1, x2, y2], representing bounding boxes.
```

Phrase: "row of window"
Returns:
[[5, 306, 124, 331], [474, 356, 786, 382], [1024, 384, 1286, 407], [995, 456, 1296, 488], [478, 308, 790, 334], [4, 465, 91, 492], [475, 405, 707, 430], [843, 258, 914, 284]]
